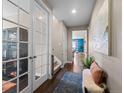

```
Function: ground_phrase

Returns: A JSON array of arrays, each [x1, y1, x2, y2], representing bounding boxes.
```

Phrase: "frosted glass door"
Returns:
[[33, 2, 48, 91]]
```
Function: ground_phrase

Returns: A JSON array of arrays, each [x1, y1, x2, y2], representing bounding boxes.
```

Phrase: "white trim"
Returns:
[[35, 0, 51, 14], [17, 7, 19, 92], [67, 61, 73, 63], [2, 18, 30, 29], [48, 13, 52, 79], [8, 0, 30, 14]]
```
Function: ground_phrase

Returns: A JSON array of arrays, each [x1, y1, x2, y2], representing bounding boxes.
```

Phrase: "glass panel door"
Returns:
[[2, 0, 31, 93], [2, 20, 30, 93], [32, 2, 48, 91]]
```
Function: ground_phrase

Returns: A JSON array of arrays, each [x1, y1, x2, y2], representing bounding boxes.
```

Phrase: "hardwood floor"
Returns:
[[34, 62, 81, 93]]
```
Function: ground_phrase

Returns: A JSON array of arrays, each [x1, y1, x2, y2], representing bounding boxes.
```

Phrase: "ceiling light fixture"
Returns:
[[72, 9, 76, 14], [38, 16, 43, 20]]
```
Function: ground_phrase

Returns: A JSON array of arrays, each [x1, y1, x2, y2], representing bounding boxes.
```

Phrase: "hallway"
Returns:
[[34, 54, 82, 93], [1, 0, 122, 93]]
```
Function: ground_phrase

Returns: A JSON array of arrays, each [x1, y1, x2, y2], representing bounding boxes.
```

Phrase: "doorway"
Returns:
[[72, 30, 88, 58]]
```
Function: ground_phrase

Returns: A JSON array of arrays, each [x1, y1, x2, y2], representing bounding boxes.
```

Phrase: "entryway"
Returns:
[[72, 30, 88, 60]]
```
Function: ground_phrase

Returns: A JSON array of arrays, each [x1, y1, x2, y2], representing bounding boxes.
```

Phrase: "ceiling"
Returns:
[[47, 0, 96, 27]]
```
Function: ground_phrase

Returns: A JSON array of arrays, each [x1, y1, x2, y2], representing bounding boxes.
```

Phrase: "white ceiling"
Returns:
[[47, 0, 96, 27]]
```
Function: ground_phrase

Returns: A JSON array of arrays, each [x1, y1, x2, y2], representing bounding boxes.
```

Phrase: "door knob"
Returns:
[[34, 56, 37, 58], [29, 57, 33, 59], [29, 56, 37, 59]]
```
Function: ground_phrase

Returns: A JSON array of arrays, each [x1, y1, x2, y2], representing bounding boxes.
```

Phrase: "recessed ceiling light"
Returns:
[[53, 15, 55, 20], [38, 16, 43, 20], [72, 9, 76, 14], [13, 32, 16, 35]]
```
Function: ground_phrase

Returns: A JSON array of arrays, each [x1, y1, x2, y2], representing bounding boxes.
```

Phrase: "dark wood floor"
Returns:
[[34, 63, 81, 93]]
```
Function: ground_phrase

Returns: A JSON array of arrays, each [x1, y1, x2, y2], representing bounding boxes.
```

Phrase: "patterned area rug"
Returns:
[[53, 72, 82, 93]]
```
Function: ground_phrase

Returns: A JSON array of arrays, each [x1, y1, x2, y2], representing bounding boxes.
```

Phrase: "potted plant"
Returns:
[[84, 56, 95, 68]]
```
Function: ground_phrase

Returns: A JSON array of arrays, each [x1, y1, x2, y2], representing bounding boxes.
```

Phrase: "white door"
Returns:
[[32, 1, 49, 91]]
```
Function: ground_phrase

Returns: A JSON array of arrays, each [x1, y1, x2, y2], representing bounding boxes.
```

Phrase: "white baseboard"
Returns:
[[67, 61, 73, 63]]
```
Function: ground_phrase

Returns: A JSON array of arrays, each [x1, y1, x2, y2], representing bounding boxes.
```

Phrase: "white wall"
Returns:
[[63, 26, 68, 65], [111, 0, 122, 59], [89, 0, 122, 93], [51, 16, 67, 64], [92, 53, 122, 93], [72, 30, 87, 39]]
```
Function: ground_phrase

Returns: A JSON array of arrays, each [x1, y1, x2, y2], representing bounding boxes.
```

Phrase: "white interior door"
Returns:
[[32, 1, 49, 91]]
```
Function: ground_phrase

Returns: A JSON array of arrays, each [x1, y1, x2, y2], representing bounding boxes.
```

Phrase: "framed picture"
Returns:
[[92, 0, 111, 55]]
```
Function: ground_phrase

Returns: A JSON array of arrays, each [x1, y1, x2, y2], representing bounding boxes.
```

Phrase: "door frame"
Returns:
[[62, 26, 67, 66], [71, 30, 88, 56]]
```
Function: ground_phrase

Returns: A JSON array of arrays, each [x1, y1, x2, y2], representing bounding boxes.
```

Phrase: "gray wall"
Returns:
[[89, 0, 122, 93]]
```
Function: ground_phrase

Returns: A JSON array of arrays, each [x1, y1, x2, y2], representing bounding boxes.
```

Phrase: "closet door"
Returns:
[[32, 2, 49, 91]]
